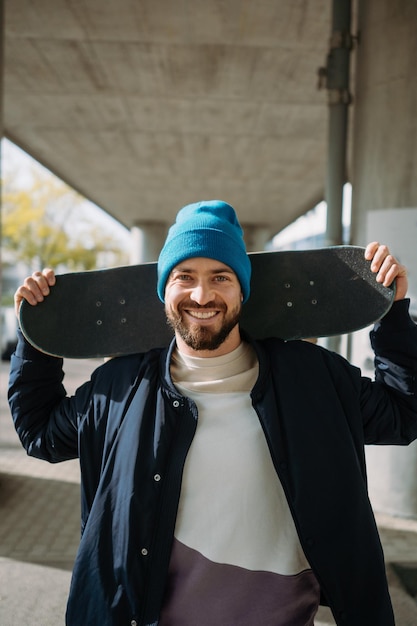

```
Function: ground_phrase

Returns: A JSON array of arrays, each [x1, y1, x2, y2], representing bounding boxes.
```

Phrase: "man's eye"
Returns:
[[214, 275, 228, 282]]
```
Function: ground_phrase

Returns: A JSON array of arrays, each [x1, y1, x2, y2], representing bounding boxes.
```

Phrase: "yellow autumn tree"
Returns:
[[2, 170, 128, 272]]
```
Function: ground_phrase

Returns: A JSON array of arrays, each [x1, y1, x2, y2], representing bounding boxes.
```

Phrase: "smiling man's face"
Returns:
[[164, 257, 243, 357]]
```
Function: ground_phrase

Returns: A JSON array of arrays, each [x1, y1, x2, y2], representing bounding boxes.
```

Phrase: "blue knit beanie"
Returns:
[[157, 200, 252, 303]]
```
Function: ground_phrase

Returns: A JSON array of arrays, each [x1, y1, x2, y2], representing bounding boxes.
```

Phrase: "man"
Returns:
[[9, 200, 417, 626]]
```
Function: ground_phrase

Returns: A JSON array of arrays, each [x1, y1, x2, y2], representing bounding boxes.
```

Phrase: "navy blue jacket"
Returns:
[[8, 299, 417, 626]]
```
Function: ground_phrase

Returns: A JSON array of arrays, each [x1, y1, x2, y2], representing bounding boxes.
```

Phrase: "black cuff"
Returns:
[[374, 298, 414, 332]]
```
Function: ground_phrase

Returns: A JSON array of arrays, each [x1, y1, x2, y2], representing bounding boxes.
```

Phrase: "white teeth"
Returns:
[[188, 310, 217, 319]]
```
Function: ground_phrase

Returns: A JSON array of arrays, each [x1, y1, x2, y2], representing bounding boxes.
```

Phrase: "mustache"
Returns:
[[178, 300, 226, 311]]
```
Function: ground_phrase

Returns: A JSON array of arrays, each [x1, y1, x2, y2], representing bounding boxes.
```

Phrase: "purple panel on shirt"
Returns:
[[159, 539, 320, 626]]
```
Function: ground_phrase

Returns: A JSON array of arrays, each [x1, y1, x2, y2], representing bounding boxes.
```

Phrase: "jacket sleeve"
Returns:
[[361, 298, 417, 444], [8, 330, 83, 463]]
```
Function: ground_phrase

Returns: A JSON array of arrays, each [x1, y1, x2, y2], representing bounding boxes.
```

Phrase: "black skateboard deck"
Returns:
[[20, 246, 395, 359]]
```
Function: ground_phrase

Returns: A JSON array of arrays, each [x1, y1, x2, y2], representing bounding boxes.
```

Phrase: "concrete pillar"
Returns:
[[130, 222, 168, 264], [350, 0, 417, 245], [350, 0, 417, 518], [242, 224, 272, 253]]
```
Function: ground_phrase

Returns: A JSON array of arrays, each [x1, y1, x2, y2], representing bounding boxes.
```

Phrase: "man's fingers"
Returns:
[[365, 243, 397, 279], [365, 242, 408, 300], [16, 285, 39, 307], [25, 273, 51, 299], [32, 268, 56, 291], [375, 257, 400, 286], [41, 268, 56, 287], [364, 241, 380, 261], [365, 243, 390, 273], [14, 269, 56, 317]]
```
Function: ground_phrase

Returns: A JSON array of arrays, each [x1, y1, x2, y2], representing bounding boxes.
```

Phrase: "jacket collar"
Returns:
[[158, 329, 278, 398]]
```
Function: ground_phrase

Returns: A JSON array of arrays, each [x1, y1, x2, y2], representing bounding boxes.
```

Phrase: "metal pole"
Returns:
[[324, 0, 352, 247], [319, 0, 353, 353]]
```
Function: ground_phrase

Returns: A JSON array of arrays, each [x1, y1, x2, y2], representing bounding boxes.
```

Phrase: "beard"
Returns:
[[166, 300, 242, 352]]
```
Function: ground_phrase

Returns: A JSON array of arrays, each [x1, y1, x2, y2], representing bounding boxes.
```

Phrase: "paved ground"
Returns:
[[1, 357, 417, 625]]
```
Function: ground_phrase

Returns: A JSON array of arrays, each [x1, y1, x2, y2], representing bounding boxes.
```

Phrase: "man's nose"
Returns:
[[190, 281, 214, 305]]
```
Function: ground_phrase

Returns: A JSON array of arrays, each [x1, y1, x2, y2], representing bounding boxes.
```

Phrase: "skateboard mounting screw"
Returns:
[[287, 301, 293, 307], [310, 281, 315, 286], [284, 283, 291, 289], [119, 298, 126, 305], [312, 299, 317, 305], [120, 318, 127, 324], [96, 301, 102, 307], [96, 319, 103, 325]]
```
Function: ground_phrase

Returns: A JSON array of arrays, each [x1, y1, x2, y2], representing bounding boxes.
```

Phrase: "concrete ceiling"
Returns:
[[4, 0, 338, 241]]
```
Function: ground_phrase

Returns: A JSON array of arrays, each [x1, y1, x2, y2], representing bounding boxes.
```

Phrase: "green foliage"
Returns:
[[2, 169, 128, 273]]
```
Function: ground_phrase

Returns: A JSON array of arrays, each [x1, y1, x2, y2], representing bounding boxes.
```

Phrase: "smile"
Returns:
[[186, 310, 218, 319]]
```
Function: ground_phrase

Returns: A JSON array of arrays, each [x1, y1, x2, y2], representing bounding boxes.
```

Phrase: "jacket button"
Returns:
[[131, 621, 137, 626], [154, 474, 161, 482], [173, 400, 180, 407], [141, 548, 148, 556]]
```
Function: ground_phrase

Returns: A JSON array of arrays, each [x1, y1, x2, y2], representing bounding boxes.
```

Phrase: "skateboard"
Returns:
[[20, 246, 395, 359]]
